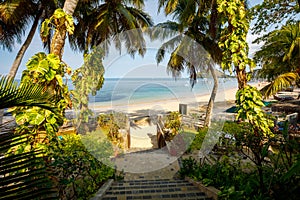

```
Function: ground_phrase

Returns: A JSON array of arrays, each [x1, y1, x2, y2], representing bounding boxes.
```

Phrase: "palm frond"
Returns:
[[155, 35, 183, 63], [151, 21, 182, 40], [125, 0, 145, 9], [126, 7, 153, 29], [0, 132, 57, 200], [0, 0, 36, 51], [0, 76, 57, 112], [165, 0, 179, 14], [260, 72, 299, 98]]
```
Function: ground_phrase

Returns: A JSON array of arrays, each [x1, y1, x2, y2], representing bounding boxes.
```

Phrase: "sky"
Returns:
[[0, 0, 263, 79]]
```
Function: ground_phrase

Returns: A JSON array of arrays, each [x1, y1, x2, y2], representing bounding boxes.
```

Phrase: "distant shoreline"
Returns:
[[85, 82, 260, 114]]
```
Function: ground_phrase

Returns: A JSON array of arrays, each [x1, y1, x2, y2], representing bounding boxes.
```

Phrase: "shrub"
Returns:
[[97, 113, 127, 147], [187, 128, 207, 152], [49, 133, 114, 199], [163, 111, 182, 141]]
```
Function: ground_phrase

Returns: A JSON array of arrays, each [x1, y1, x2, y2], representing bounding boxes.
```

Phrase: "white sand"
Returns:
[[89, 82, 260, 114]]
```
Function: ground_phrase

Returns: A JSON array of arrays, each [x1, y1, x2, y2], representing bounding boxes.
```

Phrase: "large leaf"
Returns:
[[260, 72, 299, 98], [0, 132, 57, 200], [0, 75, 57, 112]]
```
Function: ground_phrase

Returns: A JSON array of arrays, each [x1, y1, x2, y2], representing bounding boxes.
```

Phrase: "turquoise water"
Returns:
[[15, 78, 238, 106], [87, 78, 238, 106]]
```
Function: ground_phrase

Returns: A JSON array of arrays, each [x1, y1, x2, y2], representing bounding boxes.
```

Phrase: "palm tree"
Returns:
[[67, 0, 153, 132], [0, 0, 59, 79], [49, 0, 79, 58], [154, 0, 222, 126], [254, 21, 300, 98], [0, 76, 58, 199], [69, 0, 153, 54]]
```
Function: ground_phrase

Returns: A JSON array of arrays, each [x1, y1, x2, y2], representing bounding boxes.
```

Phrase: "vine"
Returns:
[[40, 8, 74, 42], [71, 46, 105, 133], [217, 0, 255, 89], [11, 52, 71, 148]]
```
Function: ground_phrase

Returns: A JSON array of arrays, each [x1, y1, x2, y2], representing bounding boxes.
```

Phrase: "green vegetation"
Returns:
[[163, 111, 182, 141], [0, 77, 58, 200], [1, 0, 300, 199], [254, 21, 300, 97], [181, 121, 300, 199], [50, 133, 114, 199], [186, 128, 207, 152], [97, 112, 128, 149]]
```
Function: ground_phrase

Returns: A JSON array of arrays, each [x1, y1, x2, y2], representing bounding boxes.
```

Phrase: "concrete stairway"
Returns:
[[100, 179, 213, 200]]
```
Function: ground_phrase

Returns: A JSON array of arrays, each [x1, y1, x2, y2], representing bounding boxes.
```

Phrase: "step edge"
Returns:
[[104, 190, 206, 196], [110, 183, 194, 188], [90, 179, 114, 200], [185, 177, 220, 200]]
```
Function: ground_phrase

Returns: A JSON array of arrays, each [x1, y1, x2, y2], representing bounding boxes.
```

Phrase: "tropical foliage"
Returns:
[[49, 133, 114, 199], [180, 121, 300, 199], [69, 0, 152, 132], [0, 132, 56, 200], [217, 0, 254, 89], [70, 0, 153, 54], [0, 76, 58, 200], [2, 0, 300, 199], [251, 0, 300, 35], [0, 76, 55, 110], [10, 52, 68, 139], [154, 0, 221, 126], [163, 111, 182, 141], [71, 46, 105, 133], [254, 21, 300, 97], [0, 0, 60, 78]]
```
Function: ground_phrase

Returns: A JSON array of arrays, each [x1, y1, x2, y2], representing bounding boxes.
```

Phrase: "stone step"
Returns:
[[100, 179, 213, 200], [112, 179, 193, 187], [102, 192, 210, 200]]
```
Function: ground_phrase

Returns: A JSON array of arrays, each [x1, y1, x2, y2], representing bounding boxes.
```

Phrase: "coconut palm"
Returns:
[[69, 0, 153, 54], [0, 0, 59, 78], [49, 0, 79, 58], [154, 0, 222, 126], [254, 21, 300, 98]]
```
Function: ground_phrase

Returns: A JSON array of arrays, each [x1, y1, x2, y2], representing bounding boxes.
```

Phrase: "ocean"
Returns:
[[84, 78, 238, 107], [15, 77, 238, 107]]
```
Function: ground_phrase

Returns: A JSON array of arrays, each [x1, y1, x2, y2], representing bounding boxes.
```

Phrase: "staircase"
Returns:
[[100, 179, 213, 200]]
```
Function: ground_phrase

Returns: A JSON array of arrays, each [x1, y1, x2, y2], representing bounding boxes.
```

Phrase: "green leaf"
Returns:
[[55, 75, 63, 87], [28, 112, 45, 125], [46, 113, 57, 124], [15, 112, 29, 125], [45, 123, 54, 133], [40, 19, 51, 42], [45, 68, 56, 81], [47, 54, 60, 69], [53, 8, 66, 19], [65, 15, 75, 34]]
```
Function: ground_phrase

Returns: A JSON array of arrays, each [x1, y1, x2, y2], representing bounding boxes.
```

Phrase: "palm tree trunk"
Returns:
[[1, 10, 43, 130], [236, 66, 247, 89], [50, 0, 79, 58], [63, 0, 79, 15], [204, 65, 218, 127], [209, 0, 218, 40], [8, 11, 42, 79]]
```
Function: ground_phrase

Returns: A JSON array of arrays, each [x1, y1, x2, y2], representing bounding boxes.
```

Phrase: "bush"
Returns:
[[163, 111, 182, 141], [187, 128, 207, 152], [49, 133, 115, 199], [180, 120, 300, 199], [97, 113, 127, 147]]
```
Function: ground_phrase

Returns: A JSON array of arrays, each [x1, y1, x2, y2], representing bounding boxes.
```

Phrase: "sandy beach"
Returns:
[[89, 82, 260, 114]]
